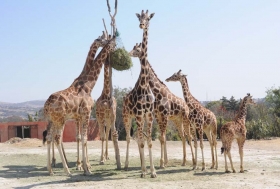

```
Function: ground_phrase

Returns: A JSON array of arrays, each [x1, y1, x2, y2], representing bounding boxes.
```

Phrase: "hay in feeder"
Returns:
[[110, 47, 133, 71]]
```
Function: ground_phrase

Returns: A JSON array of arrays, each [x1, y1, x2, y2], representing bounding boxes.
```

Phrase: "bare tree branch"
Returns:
[[102, 18, 109, 38]]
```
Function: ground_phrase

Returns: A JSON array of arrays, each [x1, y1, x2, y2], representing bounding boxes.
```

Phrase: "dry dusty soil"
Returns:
[[0, 137, 279, 189]]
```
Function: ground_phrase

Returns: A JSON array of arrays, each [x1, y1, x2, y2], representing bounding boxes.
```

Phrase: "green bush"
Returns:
[[246, 119, 269, 140]]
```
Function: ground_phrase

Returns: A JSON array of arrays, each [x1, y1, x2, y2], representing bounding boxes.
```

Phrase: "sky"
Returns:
[[0, 0, 279, 103]]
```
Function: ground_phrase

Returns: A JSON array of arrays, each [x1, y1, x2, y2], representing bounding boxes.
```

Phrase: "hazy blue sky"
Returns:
[[0, 0, 279, 103]]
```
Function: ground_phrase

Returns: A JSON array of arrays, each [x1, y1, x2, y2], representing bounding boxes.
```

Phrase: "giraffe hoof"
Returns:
[[84, 171, 92, 176], [159, 165, 165, 169], [140, 173, 146, 178], [67, 173, 72, 177], [240, 170, 244, 173], [225, 170, 231, 173], [151, 173, 157, 178], [76, 166, 82, 171], [124, 167, 129, 171], [49, 172, 54, 176], [99, 161, 105, 165]]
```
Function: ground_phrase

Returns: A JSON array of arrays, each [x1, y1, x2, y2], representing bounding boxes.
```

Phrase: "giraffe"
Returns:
[[166, 69, 218, 170], [220, 93, 255, 173], [95, 58, 121, 169], [129, 43, 194, 168], [122, 10, 157, 178], [44, 32, 108, 171], [44, 35, 116, 176]]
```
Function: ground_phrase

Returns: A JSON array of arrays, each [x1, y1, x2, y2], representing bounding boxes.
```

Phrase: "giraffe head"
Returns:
[[105, 35, 116, 52], [136, 10, 155, 29], [243, 93, 256, 106], [129, 43, 142, 57], [165, 69, 186, 82], [94, 31, 109, 47]]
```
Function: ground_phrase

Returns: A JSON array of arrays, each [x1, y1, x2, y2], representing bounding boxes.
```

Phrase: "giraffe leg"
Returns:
[[224, 150, 230, 173], [136, 116, 146, 178], [158, 118, 166, 168], [124, 114, 132, 171], [51, 141, 56, 167], [164, 137, 168, 166], [227, 146, 235, 173], [54, 129, 71, 176], [110, 107, 121, 169], [182, 117, 195, 167], [198, 129, 206, 171], [97, 117, 106, 165], [61, 141, 68, 166], [105, 124, 111, 160], [81, 116, 91, 175], [47, 129, 54, 175], [211, 122, 218, 169], [146, 113, 157, 178], [174, 120, 187, 166], [237, 138, 245, 173], [191, 126, 198, 170], [204, 129, 215, 169], [76, 122, 82, 170]]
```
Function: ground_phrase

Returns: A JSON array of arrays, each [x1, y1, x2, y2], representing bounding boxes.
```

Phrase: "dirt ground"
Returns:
[[0, 137, 279, 189]]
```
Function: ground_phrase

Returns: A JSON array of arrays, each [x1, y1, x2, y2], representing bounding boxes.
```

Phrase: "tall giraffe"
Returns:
[[122, 10, 156, 178], [166, 69, 218, 170], [44, 35, 116, 176], [129, 43, 194, 168], [95, 58, 121, 169], [221, 93, 255, 173]]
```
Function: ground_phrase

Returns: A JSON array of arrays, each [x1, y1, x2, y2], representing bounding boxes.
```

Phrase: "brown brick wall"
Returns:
[[0, 119, 99, 142]]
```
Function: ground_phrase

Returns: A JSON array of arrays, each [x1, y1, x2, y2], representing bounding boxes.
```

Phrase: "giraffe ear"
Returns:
[[149, 13, 155, 20], [136, 13, 141, 19], [177, 69, 182, 74]]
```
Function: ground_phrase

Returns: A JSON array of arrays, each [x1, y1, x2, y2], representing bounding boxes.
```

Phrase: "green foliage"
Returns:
[[110, 48, 133, 71], [220, 96, 240, 112], [165, 122, 181, 141], [246, 119, 269, 140], [266, 87, 280, 117]]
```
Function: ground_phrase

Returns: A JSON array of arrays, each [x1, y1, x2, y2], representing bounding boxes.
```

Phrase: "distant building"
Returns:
[[0, 119, 99, 143]]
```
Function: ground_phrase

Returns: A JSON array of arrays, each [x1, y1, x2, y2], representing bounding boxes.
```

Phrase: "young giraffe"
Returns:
[[95, 59, 121, 169], [129, 43, 194, 168], [221, 93, 255, 173], [122, 10, 156, 178], [44, 36, 116, 176], [166, 69, 218, 170]]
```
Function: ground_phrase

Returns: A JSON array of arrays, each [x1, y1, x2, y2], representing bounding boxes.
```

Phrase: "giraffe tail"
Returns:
[[221, 147, 225, 154], [42, 129, 47, 145]]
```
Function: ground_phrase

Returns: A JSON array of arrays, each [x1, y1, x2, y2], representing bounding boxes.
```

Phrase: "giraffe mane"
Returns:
[[147, 61, 167, 87]]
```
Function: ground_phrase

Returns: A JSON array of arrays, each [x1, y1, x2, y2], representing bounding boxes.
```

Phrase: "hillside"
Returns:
[[0, 100, 45, 119]]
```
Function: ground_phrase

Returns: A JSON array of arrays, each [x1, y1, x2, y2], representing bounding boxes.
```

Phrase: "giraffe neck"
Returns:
[[136, 28, 150, 90], [101, 60, 111, 98], [234, 99, 248, 124], [79, 43, 100, 77], [141, 60, 170, 94], [72, 43, 111, 94], [180, 77, 196, 109]]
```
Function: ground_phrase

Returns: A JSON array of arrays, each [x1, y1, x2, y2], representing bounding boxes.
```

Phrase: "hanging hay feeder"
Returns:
[[110, 30, 133, 71], [110, 47, 133, 71]]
